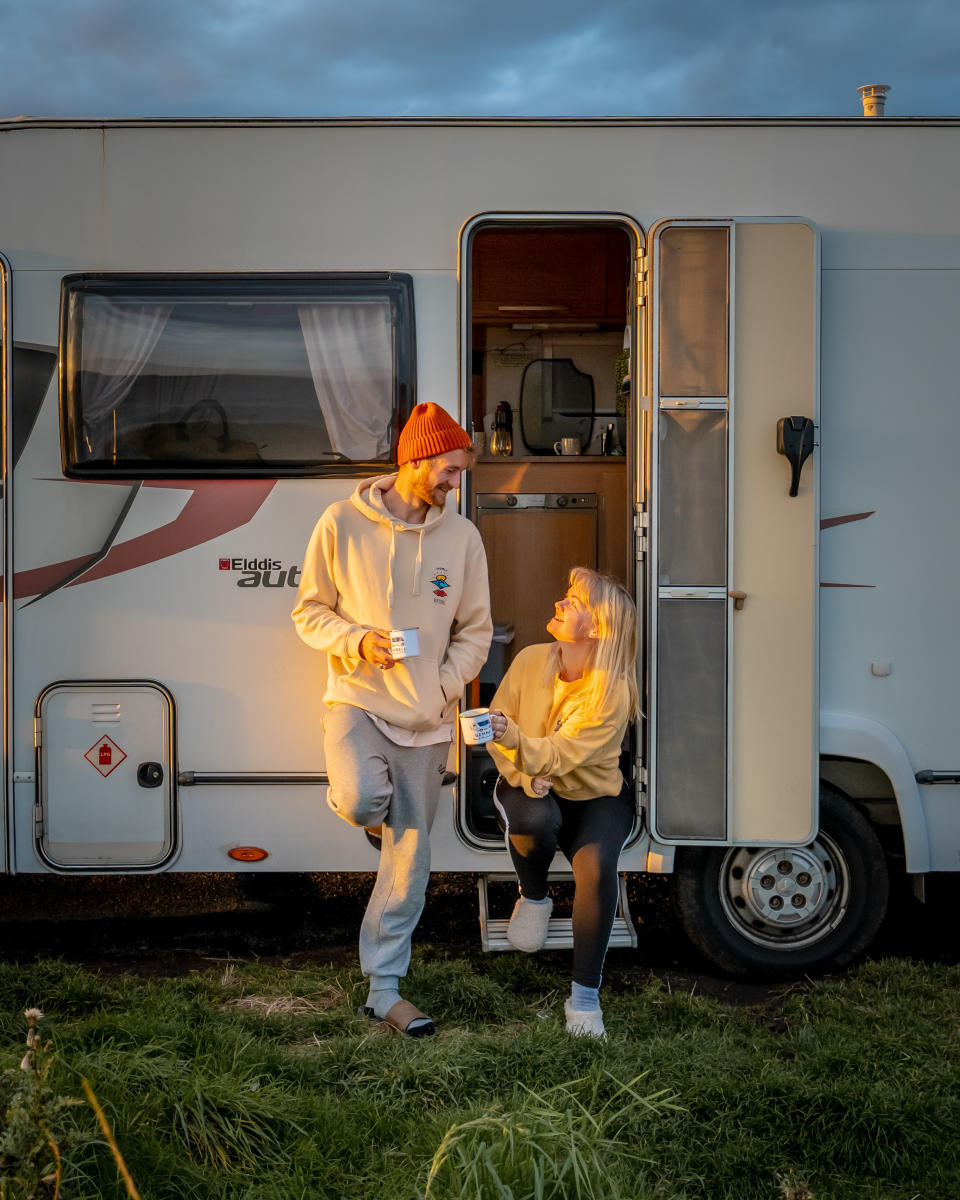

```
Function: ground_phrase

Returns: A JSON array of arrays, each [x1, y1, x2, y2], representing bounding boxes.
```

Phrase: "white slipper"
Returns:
[[564, 998, 606, 1039], [506, 896, 553, 953]]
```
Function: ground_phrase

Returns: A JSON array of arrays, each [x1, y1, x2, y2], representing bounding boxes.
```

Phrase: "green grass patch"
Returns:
[[0, 955, 957, 1198]]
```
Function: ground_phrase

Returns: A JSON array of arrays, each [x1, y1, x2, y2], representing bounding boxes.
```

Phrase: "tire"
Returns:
[[673, 786, 889, 978]]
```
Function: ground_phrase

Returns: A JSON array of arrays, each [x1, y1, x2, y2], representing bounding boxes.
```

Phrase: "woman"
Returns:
[[488, 567, 639, 1038]]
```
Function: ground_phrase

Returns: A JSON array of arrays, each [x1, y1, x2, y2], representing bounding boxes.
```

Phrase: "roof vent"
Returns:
[[857, 84, 891, 117]]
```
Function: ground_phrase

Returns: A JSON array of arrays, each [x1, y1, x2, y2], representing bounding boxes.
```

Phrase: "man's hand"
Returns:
[[359, 630, 396, 670], [531, 776, 553, 797], [489, 709, 508, 739]]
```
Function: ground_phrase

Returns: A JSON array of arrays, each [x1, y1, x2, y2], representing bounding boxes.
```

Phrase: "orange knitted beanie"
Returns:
[[397, 403, 472, 465]]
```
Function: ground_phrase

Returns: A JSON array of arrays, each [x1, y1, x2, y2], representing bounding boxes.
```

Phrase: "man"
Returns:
[[292, 402, 492, 1037]]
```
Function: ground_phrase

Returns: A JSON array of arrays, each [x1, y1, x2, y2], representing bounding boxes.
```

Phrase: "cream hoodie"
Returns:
[[292, 475, 492, 732]]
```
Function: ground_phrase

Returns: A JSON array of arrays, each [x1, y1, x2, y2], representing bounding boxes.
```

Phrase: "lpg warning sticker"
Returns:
[[84, 735, 127, 778]]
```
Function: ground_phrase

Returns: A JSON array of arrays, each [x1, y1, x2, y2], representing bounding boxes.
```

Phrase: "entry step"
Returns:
[[478, 873, 637, 952]]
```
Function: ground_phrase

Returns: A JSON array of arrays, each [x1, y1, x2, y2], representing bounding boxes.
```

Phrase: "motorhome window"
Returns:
[[60, 275, 415, 476]]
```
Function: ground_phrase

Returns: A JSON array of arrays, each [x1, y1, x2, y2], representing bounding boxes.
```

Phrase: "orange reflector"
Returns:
[[228, 846, 269, 862]]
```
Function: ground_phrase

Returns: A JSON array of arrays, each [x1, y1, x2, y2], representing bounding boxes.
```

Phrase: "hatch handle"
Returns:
[[137, 762, 164, 789], [776, 416, 815, 497]]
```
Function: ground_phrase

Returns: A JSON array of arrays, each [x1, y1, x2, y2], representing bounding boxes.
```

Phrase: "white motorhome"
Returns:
[[2, 112, 957, 976]]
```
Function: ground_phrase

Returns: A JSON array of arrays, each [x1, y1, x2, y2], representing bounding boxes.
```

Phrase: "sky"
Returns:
[[0, 0, 957, 120]]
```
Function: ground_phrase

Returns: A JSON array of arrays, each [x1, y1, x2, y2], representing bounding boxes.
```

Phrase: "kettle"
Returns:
[[490, 401, 513, 457]]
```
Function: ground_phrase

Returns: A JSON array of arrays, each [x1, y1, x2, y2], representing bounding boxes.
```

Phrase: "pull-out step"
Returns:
[[478, 872, 638, 952]]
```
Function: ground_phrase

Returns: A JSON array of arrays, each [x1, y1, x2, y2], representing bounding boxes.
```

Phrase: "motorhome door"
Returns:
[[0, 254, 8, 874], [647, 219, 818, 846]]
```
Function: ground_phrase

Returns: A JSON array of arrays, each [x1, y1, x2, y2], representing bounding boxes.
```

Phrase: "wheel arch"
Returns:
[[819, 710, 929, 872]]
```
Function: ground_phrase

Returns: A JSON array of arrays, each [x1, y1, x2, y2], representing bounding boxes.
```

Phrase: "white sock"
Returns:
[[366, 985, 402, 1018], [520, 894, 551, 904], [366, 976, 431, 1031], [570, 981, 600, 1012]]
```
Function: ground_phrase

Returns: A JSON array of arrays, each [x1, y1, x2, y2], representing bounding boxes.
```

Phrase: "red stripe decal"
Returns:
[[13, 554, 99, 600], [14, 479, 276, 599], [71, 480, 277, 587], [821, 511, 874, 529]]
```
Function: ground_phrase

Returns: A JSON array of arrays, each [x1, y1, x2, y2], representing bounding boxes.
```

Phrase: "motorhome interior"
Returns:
[[463, 223, 634, 840]]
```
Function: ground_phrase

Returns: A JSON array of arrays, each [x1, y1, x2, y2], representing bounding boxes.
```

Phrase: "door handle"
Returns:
[[776, 416, 815, 497]]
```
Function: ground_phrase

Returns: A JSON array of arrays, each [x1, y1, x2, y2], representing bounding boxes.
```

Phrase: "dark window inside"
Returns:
[[61, 274, 416, 476]]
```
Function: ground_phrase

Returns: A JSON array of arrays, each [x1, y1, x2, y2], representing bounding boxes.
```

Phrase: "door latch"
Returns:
[[776, 416, 815, 497]]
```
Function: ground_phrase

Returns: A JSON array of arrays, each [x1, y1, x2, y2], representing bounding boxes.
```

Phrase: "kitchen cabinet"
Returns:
[[471, 228, 629, 324]]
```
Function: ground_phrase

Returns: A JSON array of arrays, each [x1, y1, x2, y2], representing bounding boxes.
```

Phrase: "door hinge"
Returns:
[[33, 718, 42, 749], [636, 255, 648, 309], [33, 803, 44, 834], [634, 765, 648, 816], [633, 511, 648, 561]]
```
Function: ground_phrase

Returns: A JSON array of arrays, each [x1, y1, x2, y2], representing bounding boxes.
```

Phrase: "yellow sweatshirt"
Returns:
[[488, 642, 631, 801], [292, 475, 492, 732]]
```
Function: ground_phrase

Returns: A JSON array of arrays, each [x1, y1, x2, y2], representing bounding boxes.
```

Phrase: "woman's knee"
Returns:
[[495, 782, 562, 841], [571, 843, 621, 890]]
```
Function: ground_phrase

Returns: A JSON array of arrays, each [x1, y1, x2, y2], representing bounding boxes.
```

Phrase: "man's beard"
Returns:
[[415, 481, 449, 507]]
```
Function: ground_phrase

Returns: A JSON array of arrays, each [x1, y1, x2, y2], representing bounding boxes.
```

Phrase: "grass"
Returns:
[[0, 954, 957, 1198]]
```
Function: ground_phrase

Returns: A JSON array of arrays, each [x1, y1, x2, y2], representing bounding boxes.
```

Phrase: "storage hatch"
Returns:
[[36, 681, 176, 869]]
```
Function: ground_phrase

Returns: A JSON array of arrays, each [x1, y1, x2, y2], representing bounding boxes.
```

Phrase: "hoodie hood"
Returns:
[[352, 475, 447, 605]]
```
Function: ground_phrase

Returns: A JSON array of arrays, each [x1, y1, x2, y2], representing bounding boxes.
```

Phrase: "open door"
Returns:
[[647, 219, 818, 846], [0, 253, 9, 874], [458, 214, 644, 847]]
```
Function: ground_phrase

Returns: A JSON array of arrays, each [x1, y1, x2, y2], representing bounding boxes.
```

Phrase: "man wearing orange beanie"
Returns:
[[292, 403, 492, 1036]]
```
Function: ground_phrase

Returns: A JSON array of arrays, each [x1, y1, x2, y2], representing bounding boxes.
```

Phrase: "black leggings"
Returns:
[[494, 777, 635, 988]]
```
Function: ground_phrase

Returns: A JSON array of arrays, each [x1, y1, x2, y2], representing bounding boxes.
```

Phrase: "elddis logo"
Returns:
[[219, 557, 302, 589]]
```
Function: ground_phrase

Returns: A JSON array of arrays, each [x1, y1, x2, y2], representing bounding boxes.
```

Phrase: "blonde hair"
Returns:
[[567, 567, 639, 720]]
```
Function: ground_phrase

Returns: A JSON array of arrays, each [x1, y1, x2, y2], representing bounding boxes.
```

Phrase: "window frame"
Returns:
[[59, 272, 417, 479]]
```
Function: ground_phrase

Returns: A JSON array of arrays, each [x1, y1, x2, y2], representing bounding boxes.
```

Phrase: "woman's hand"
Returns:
[[489, 709, 508, 740], [531, 776, 553, 797]]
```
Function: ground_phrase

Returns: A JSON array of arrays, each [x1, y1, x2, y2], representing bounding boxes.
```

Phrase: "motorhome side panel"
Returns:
[[819, 263, 960, 871], [1, 120, 959, 882]]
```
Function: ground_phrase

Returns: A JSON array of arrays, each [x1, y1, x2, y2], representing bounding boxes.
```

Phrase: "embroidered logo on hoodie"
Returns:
[[430, 568, 450, 599]]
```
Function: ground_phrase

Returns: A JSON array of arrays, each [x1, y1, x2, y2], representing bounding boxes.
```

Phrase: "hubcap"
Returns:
[[718, 833, 851, 951]]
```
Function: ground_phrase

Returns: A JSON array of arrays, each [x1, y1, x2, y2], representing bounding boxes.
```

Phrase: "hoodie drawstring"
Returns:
[[387, 523, 397, 609], [387, 521, 422, 604], [413, 526, 424, 597]]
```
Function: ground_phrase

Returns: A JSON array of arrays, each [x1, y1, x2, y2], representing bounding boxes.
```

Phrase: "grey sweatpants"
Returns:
[[322, 704, 449, 982]]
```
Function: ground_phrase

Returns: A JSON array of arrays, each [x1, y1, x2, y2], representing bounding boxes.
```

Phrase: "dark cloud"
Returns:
[[0, 0, 956, 118]]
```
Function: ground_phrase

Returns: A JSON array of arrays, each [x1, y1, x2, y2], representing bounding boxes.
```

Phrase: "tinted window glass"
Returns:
[[61, 275, 415, 476]]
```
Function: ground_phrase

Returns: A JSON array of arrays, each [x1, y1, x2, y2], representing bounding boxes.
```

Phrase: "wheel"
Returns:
[[673, 786, 889, 978]]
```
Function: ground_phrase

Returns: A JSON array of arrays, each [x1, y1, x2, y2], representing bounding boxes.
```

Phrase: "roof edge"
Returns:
[[1, 115, 959, 132]]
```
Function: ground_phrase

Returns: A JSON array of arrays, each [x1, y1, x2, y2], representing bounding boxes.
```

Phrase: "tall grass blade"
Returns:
[[81, 1078, 141, 1200]]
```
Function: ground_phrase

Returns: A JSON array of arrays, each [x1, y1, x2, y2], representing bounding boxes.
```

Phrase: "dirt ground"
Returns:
[[1, 867, 957, 1011]]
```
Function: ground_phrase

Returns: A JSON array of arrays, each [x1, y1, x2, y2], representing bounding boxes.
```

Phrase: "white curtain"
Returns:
[[155, 310, 230, 424], [298, 300, 393, 460], [80, 297, 173, 426]]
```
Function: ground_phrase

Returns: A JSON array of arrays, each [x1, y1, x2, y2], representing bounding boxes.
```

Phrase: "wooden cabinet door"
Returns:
[[477, 507, 598, 661], [472, 229, 627, 321]]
